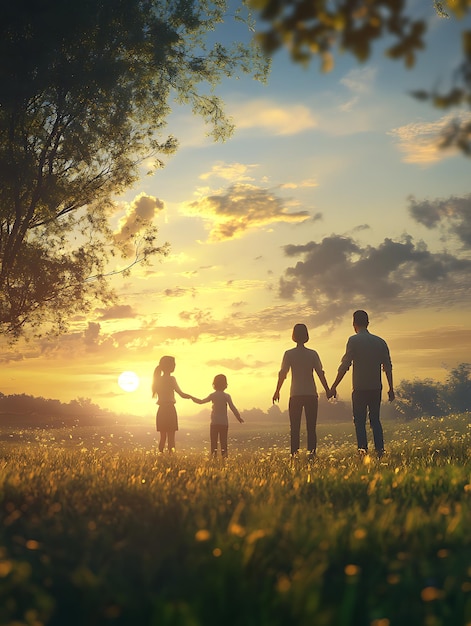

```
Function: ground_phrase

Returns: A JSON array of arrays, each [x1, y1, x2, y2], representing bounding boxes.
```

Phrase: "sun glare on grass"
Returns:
[[118, 371, 140, 392]]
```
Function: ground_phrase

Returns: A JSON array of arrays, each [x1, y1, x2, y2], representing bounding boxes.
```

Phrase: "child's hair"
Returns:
[[213, 374, 228, 391], [152, 355, 175, 397]]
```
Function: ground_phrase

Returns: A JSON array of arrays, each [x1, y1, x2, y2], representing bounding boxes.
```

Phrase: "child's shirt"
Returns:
[[200, 390, 240, 426]]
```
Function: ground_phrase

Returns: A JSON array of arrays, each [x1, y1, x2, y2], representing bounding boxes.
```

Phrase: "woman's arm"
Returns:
[[317, 369, 332, 398]]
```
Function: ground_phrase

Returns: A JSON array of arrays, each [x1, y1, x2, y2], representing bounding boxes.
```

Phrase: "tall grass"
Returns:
[[1, 414, 471, 625]]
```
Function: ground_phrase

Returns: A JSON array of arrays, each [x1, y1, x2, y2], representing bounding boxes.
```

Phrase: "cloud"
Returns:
[[199, 162, 259, 182], [164, 286, 196, 298], [182, 183, 311, 241], [96, 305, 137, 320], [339, 66, 377, 111], [206, 357, 266, 371], [391, 326, 471, 372], [277, 234, 471, 326], [408, 193, 471, 248], [388, 112, 471, 164], [393, 327, 471, 352], [114, 193, 165, 256], [231, 99, 317, 135], [279, 178, 319, 190], [84, 322, 101, 346]]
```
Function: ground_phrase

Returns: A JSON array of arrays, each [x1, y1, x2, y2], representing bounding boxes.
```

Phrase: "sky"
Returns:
[[2, 3, 471, 426]]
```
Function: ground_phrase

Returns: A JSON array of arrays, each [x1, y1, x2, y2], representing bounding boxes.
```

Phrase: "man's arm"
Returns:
[[330, 370, 346, 398], [385, 369, 394, 401], [382, 341, 394, 401], [330, 342, 352, 398]]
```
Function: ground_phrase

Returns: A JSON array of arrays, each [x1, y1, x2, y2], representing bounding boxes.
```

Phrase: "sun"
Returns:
[[118, 371, 140, 393]]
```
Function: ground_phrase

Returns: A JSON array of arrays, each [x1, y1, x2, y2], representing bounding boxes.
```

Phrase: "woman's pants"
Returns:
[[289, 395, 318, 455]]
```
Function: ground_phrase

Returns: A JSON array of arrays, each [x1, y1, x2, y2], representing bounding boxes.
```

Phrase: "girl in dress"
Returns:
[[152, 355, 190, 453]]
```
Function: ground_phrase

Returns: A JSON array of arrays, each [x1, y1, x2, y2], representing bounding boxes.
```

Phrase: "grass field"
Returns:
[[1, 414, 471, 626]]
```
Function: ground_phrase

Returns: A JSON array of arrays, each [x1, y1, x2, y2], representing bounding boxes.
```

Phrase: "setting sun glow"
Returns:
[[118, 371, 140, 393]]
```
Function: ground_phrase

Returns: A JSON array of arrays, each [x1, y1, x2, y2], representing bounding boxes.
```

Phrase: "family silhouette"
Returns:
[[152, 311, 394, 459]]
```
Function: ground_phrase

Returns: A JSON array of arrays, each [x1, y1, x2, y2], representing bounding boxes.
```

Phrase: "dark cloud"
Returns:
[[164, 287, 196, 298], [278, 234, 471, 325], [97, 305, 137, 320], [114, 193, 165, 256], [84, 322, 101, 346], [408, 194, 471, 248]]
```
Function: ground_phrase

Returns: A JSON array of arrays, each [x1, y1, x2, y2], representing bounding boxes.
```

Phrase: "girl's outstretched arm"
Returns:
[[174, 379, 191, 399], [191, 395, 211, 405]]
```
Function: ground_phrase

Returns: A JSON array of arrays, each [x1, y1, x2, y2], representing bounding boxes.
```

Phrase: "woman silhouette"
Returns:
[[273, 323, 332, 459]]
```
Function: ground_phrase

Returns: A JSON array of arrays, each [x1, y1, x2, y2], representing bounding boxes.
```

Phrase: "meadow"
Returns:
[[1, 414, 471, 626]]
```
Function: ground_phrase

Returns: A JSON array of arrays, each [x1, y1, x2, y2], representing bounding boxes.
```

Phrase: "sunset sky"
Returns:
[[2, 4, 470, 426]]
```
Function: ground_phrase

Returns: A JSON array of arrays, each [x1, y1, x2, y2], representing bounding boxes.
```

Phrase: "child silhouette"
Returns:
[[190, 374, 243, 458], [152, 355, 191, 453]]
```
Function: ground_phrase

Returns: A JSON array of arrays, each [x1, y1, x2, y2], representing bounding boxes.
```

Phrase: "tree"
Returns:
[[0, 0, 269, 338], [249, 0, 471, 153], [394, 363, 471, 419], [443, 363, 471, 414], [395, 378, 446, 419]]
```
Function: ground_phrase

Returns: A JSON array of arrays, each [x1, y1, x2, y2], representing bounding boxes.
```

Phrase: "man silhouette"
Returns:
[[331, 310, 394, 458]]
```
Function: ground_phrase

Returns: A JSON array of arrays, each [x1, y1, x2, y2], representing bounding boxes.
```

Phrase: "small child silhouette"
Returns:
[[152, 355, 191, 453], [190, 374, 243, 458]]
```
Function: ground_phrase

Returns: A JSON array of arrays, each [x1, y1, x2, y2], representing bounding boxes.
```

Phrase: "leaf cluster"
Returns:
[[250, 0, 427, 70], [250, 0, 471, 152], [0, 0, 268, 338]]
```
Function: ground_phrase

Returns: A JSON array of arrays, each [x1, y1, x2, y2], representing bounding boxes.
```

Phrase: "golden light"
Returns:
[[118, 371, 140, 392]]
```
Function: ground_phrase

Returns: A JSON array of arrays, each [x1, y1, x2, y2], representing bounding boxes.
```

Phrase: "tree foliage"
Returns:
[[0, 0, 268, 338], [249, 0, 471, 153], [395, 363, 471, 419]]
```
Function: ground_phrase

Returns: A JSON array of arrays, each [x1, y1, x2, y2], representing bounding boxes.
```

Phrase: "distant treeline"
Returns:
[[0, 393, 115, 427], [0, 363, 469, 428]]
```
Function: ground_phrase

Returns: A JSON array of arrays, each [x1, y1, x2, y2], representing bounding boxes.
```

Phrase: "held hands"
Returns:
[[326, 387, 337, 400]]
